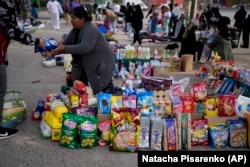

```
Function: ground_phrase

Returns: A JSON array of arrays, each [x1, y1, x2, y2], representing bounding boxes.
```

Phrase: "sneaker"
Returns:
[[197, 60, 204, 64], [0, 127, 18, 139]]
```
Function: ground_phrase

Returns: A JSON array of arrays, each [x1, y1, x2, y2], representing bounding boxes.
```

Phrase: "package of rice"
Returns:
[[110, 108, 140, 152], [150, 116, 163, 150]]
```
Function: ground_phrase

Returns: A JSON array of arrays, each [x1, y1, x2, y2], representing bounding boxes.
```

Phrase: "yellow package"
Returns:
[[43, 111, 60, 127], [50, 100, 69, 122], [111, 95, 123, 109], [51, 123, 62, 142], [205, 97, 219, 116], [247, 113, 250, 148]]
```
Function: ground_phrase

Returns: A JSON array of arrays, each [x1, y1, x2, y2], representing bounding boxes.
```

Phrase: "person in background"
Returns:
[[14, 0, 21, 15], [113, 2, 120, 15], [160, 5, 166, 29], [131, 4, 144, 46], [30, 0, 39, 24], [0, 0, 40, 139], [192, 13, 200, 27], [172, 13, 185, 41], [125, 3, 133, 40], [145, 4, 154, 19], [171, 3, 180, 24], [47, 0, 63, 31], [241, 14, 250, 48], [71, 0, 80, 9], [106, 1, 111, 10], [20, 0, 31, 24], [206, 16, 233, 61], [103, 8, 117, 34], [43, 6, 115, 95], [163, 5, 171, 36], [149, 5, 158, 33], [179, 23, 204, 63], [62, 0, 70, 24]]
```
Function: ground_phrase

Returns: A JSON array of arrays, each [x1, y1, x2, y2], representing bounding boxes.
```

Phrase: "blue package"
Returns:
[[228, 120, 247, 148], [208, 124, 229, 149], [136, 91, 154, 116], [97, 93, 112, 114]]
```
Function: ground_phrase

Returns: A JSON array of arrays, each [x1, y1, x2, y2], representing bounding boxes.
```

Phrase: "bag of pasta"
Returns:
[[110, 108, 140, 152]]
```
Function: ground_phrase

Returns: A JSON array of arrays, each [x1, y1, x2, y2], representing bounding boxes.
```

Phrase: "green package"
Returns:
[[59, 113, 78, 149], [78, 115, 98, 149]]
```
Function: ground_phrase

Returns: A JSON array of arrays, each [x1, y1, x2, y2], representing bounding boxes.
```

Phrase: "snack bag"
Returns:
[[110, 108, 140, 152], [194, 102, 205, 113], [235, 95, 250, 119], [170, 77, 190, 97], [71, 107, 97, 116], [191, 82, 207, 102], [139, 116, 150, 149], [181, 93, 194, 113], [163, 118, 178, 151], [228, 120, 247, 148], [98, 120, 111, 146], [122, 95, 136, 108], [191, 119, 209, 146], [78, 115, 98, 149], [136, 91, 154, 116], [150, 116, 164, 151], [247, 113, 250, 147], [171, 96, 183, 114], [208, 123, 229, 149], [97, 93, 112, 114], [204, 97, 219, 116], [59, 113, 78, 148], [218, 94, 236, 117], [111, 95, 123, 109], [50, 99, 69, 122]]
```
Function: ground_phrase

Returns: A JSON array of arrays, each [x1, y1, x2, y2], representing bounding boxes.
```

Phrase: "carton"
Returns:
[[204, 115, 239, 125], [152, 66, 169, 78], [181, 93, 194, 113], [97, 114, 110, 122], [181, 54, 194, 72]]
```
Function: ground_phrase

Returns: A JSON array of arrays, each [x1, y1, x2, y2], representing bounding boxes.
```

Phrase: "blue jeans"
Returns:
[[0, 64, 7, 125]]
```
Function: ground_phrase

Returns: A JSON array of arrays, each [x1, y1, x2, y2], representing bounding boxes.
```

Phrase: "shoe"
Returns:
[[197, 60, 204, 64], [43, 56, 56, 67], [0, 127, 18, 139]]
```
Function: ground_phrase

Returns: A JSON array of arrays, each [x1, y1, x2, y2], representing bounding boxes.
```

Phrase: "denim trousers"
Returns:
[[0, 64, 7, 125]]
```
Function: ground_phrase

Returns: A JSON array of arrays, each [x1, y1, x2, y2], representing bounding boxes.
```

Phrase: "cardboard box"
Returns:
[[204, 115, 239, 125], [162, 58, 181, 72], [97, 114, 110, 122], [152, 66, 169, 78], [191, 113, 204, 120], [181, 54, 194, 72]]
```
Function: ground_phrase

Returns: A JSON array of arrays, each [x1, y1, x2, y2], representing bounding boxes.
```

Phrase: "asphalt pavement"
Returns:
[[0, 8, 250, 167]]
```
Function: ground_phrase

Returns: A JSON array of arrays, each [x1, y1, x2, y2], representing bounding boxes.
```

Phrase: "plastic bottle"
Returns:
[[142, 47, 146, 59], [131, 46, 136, 59], [146, 47, 150, 59], [51, 123, 62, 142], [137, 46, 142, 59], [154, 49, 158, 59], [63, 54, 73, 72]]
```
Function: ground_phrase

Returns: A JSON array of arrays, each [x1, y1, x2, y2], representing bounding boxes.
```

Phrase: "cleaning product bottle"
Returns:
[[137, 46, 142, 59], [146, 47, 150, 59]]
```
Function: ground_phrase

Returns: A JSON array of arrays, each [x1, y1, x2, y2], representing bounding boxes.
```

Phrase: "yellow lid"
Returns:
[[52, 123, 62, 128]]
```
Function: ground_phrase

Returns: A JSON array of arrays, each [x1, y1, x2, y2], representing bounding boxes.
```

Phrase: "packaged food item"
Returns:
[[40, 119, 52, 138], [228, 120, 247, 148], [170, 82, 183, 97], [208, 123, 229, 149], [163, 118, 178, 151], [235, 95, 250, 119], [43, 111, 60, 127], [32, 99, 45, 120], [154, 100, 172, 116], [51, 123, 62, 142], [50, 100, 69, 122], [204, 97, 219, 116], [67, 90, 80, 108], [110, 108, 140, 152], [247, 113, 250, 147], [97, 93, 112, 114], [175, 113, 191, 150], [79, 115, 98, 149], [181, 93, 194, 113], [111, 95, 123, 109], [191, 119, 209, 146], [194, 102, 205, 113], [218, 94, 235, 117], [59, 113, 78, 148], [71, 107, 97, 116], [150, 116, 163, 151], [171, 96, 183, 114], [98, 120, 111, 146], [192, 82, 207, 102], [136, 91, 154, 116], [139, 116, 150, 149], [122, 95, 136, 108]]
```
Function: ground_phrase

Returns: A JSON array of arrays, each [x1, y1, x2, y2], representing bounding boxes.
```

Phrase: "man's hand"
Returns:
[[50, 44, 65, 55]]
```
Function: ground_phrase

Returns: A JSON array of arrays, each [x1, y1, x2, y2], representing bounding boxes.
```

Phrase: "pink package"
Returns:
[[171, 96, 183, 114], [122, 95, 137, 108]]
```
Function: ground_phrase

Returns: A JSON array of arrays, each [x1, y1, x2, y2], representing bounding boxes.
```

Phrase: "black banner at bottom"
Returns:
[[138, 151, 250, 167]]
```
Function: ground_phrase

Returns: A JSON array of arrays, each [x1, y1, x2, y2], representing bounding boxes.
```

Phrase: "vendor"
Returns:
[[45, 6, 115, 94]]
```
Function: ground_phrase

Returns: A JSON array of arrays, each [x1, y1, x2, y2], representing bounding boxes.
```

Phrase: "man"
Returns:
[[0, 0, 38, 139], [113, 2, 121, 15]]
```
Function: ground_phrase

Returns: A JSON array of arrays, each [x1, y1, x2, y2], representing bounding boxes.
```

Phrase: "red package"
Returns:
[[182, 93, 194, 113], [192, 82, 207, 102], [191, 119, 209, 146], [98, 120, 111, 146], [218, 94, 236, 117]]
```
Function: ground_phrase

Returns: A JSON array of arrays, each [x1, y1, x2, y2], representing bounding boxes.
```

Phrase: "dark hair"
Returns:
[[70, 6, 92, 22]]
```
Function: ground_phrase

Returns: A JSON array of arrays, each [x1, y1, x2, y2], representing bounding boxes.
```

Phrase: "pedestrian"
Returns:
[[43, 6, 115, 95], [179, 23, 204, 63], [131, 4, 144, 46], [102, 8, 117, 34], [163, 5, 171, 36], [206, 16, 233, 61], [0, 0, 40, 139], [125, 3, 133, 40], [149, 5, 158, 33], [47, 0, 64, 31], [30, 0, 39, 24], [62, 0, 70, 24], [20, 0, 31, 24], [241, 14, 250, 48]]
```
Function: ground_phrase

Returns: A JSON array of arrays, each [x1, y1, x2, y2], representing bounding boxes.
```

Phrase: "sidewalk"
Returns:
[[0, 9, 249, 167]]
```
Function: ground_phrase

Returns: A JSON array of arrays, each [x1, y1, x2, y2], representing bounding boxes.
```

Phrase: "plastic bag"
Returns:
[[235, 95, 250, 119]]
